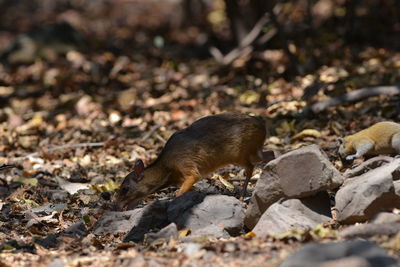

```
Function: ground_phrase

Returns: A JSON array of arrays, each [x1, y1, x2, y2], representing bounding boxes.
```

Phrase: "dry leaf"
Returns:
[[291, 129, 322, 142]]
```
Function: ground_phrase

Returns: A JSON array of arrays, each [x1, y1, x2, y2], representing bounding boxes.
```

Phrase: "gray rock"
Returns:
[[395, 180, 400, 196], [168, 191, 245, 238], [95, 192, 245, 242], [145, 223, 178, 244], [188, 224, 230, 238], [344, 156, 394, 178], [279, 240, 398, 267], [94, 200, 169, 241], [275, 145, 343, 197], [46, 190, 69, 202], [245, 145, 343, 229], [243, 166, 284, 230], [317, 257, 370, 267], [253, 193, 331, 236], [31, 203, 68, 215], [64, 221, 88, 238], [123, 201, 169, 242], [340, 222, 400, 239], [371, 212, 400, 224], [35, 233, 59, 249], [181, 242, 204, 256], [193, 180, 220, 194], [335, 159, 400, 223], [94, 209, 143, 235]]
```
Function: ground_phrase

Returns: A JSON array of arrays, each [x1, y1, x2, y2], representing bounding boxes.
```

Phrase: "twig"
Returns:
[[155, 134, 166, 144], [141, 125, 161, 141], [210, 12, 274, 65], [0, 164, 16, 170], [25, 142, 105, 158], [309, 84, 400, 113]]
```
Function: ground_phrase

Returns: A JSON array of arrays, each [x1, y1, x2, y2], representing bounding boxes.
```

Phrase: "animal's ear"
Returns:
[[338, 137, 344, 144], [133, 159, 145, 181]]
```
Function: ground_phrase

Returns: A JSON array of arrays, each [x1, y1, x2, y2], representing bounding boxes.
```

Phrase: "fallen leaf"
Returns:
[[291, 129, 322, 142], [14, 177, 38, 186], [213, 174, 234, 190], [244, 232, 256, 238], [55, 176, 90, 195], [178, 229, 191, 238]]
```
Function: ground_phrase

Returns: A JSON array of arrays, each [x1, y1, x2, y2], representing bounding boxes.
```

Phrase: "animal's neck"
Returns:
[[141, 162, 170, 190]]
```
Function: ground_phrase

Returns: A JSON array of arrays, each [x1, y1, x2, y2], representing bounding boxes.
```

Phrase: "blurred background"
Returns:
[[0, 0, 399, 156]]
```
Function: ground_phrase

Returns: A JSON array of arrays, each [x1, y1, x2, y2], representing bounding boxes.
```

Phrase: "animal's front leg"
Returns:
[[346, 140, 374, 160], [176, 168, 201, 197]]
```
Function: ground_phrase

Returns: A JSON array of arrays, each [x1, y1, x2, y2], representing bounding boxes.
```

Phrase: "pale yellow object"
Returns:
[[338, 121, 400, 160]]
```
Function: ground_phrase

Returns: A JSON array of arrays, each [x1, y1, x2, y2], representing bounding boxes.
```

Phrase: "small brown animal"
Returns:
[[115, 112, 268, 210], [338, 121, 400, 161]]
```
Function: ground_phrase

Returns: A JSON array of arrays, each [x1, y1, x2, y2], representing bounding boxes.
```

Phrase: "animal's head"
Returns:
[[338, 136, 355, 159], [115, 159, 147, 211]]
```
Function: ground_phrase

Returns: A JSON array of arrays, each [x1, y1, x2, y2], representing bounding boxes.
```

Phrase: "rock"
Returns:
[[340, 222, 400, 239], [253, 193, 331, 236], [167, 191, 208, 218], [243, 166, 284, 230], [94, 209, 143, 235], [94, 200, 169, 240], [145, 223, 178, 244], [46, 190, 69, 202], [318, 257, 370, 267], [123, 201, 169, 242], [371, 212, 400, 224], [64, 221, 88, 238], [335, 159, 400, 223], [192, 180, 220, 195], [168, 191, 245, 238], [95, 192, 245, 242], [35, 233, 59, 249], [188, 224, 230, 238], [395, 180, 400, 196], [181, 242, 204, 257], [31, 203, 68, 215], [245, 145, 343, 229], [344, 156, 394, 178], [279, 240, 398, 267]]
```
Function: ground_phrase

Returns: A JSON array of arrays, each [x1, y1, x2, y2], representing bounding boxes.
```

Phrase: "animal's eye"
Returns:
[[120, 186, 129, 195]]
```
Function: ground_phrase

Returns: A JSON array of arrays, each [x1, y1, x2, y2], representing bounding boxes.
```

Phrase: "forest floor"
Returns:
[[0, 1, 400, 266]]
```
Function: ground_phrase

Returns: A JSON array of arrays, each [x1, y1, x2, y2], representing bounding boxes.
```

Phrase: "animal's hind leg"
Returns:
[[392, 133, 400, 156], [239, 161, 254, 200]]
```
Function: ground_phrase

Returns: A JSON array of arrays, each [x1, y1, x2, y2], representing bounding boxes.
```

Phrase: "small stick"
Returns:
[[210, 12, 275, 65], [155, 134, 166, 144], [310, 84, 400, 113], [141, 125, 161, 141], [0, 165, 16, 170]]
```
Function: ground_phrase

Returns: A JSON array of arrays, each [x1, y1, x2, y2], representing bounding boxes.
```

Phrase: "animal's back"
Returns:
[[158, 112, 266, 174], [355, 121, 400, 153]]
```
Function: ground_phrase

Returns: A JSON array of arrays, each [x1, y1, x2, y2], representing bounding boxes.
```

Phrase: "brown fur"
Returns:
[[115, 112, 267, 210], [339, 121, 400, 160]]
